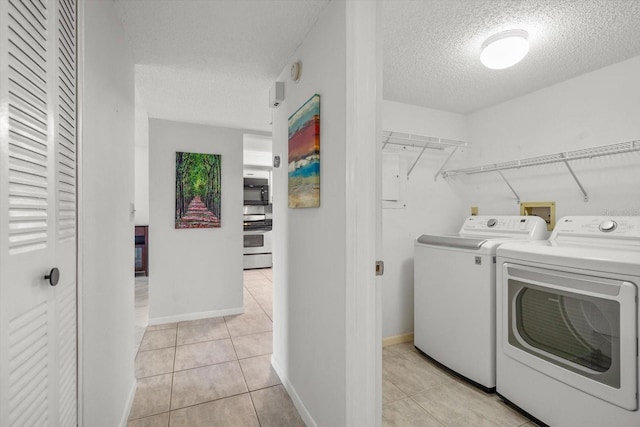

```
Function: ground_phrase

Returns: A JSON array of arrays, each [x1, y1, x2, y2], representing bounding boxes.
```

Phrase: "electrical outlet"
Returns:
[[471, 206, 479, 216]]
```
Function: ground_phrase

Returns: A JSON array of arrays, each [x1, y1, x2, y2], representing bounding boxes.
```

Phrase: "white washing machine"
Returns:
[[414, 215, 548, 390], [496, 216, 640, 427]]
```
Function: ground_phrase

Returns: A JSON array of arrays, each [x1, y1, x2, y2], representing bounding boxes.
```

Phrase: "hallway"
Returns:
[[128, 268, 538, 426], [128, 268, 304, 426]]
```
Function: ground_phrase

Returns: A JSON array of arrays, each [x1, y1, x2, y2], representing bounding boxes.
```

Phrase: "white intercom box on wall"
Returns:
[[269, 81, 284, 108]]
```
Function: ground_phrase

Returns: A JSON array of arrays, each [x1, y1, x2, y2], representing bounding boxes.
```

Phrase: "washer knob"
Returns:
[[487, 218, 497, 227], [599, 220, 617, 232]]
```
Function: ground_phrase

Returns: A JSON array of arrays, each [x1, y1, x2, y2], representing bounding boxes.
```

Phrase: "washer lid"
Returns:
[[416, 234, 487, 249]]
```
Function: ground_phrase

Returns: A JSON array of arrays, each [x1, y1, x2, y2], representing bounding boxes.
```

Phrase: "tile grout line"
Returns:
[[134, 329, 149, 361], [168, 326, 178, 422], [160, 390, 257, 417], [407, 394, 447, 427], [236, 354, 252, 393], [244, 271, 271, 426], [222, 308, 234, 340], [227, 318, 250, 394], [259, 268, 271, 281], [127, 411, 171, 423], [247, 384, 262, 426], [241, 285, 273, 327], [174, 334, 231, 350], [248, 382, 282, 394], [243, 284, 273, 321], [224, 288, 260, 423]]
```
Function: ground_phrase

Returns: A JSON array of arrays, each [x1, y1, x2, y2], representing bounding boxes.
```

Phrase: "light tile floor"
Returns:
[[382, 343, 540, 427], [128, 268, 305, 427], [132, 269, 539, 426]]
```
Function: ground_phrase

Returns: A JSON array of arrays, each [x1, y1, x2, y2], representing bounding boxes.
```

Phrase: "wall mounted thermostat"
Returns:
[[290, 61, 301, 82]]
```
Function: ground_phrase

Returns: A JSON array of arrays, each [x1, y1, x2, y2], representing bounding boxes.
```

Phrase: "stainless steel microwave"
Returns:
[[243, 178, 269, 205]]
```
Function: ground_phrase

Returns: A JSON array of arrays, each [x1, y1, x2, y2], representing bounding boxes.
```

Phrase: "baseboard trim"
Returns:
[[148, 307, 244, 325], [271, 355, 317, 427], [119, 379, 137, 427], [382, 332, 414, 347]]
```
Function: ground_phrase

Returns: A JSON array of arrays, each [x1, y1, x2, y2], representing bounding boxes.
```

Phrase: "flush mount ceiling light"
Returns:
[[480, 29, 529, 70]]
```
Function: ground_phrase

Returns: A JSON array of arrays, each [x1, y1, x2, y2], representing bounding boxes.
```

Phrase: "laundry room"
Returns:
[[381, 2, 640, 426], [381, 4, 640, 344]]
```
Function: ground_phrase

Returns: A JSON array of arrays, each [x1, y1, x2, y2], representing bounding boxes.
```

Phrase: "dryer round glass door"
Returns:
[[514, 287, 616, 377], [502, 263, 638, 411]]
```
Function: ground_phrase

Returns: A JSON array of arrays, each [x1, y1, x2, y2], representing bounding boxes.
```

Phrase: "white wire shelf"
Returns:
[[442, 140, 640, 176], [381, 131, 468, 179], [441, 140, 640, 203]]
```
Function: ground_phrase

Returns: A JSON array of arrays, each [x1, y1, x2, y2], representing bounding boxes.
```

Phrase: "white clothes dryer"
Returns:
[[414, 215, 548, 391], [496, 216, 640, 427]]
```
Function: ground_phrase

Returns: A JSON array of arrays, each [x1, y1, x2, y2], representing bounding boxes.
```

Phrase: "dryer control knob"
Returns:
[[599, 220, 617, 232], [487, 218, 497, 227]]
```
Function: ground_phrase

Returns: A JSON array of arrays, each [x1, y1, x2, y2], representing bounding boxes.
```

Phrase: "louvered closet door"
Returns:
[[0, 0, 77, 425]]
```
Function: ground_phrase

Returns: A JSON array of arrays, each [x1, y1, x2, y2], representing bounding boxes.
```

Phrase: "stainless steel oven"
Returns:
[[243, 230, 272, 269], [243, 205, 272, 269]]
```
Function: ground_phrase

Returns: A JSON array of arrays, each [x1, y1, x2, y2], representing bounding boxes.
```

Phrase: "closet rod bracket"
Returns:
[[381, 132, 393, 151], [495, 166, 520, 204], [561, 154, 589, 202], [407, 143, 429, 179], [434, 146, 459, 181]]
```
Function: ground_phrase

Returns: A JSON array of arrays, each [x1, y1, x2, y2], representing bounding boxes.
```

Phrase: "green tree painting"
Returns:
[[175, 152, 222, 228]]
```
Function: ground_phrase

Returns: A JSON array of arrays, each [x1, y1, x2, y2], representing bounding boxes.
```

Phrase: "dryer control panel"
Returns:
[[552, 216, 640, 240]]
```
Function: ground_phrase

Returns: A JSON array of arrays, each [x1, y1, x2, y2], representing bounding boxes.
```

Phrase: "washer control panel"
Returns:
[[459, 216, 548, 237], [553, 216, 640, 239]]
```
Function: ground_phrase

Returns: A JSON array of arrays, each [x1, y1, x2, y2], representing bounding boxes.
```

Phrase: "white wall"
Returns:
[[134, 89, 149, 226], [381, 101, 468, 337], [148, 119, 244, 323], [81, 1, 136, 425], [462, 55, 640, 218], [271, 1, 347, 425]]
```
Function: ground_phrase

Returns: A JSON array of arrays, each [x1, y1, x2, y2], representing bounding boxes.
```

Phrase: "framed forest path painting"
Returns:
[[288, 94, 320, 208], [175, 152, 222, 228]]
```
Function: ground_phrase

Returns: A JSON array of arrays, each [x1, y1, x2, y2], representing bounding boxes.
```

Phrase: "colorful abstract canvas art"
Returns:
[[288, 94, 320, 208], [175, 152, 222, 228]]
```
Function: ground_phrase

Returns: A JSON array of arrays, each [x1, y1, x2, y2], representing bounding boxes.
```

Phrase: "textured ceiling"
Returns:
[[116, 0, 640, 131], [383, 0, 640, 114], [114, 0, 330, 131]]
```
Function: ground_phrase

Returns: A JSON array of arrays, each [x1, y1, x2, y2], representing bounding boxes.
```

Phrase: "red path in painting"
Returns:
[[176, 196, 220, 228]]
